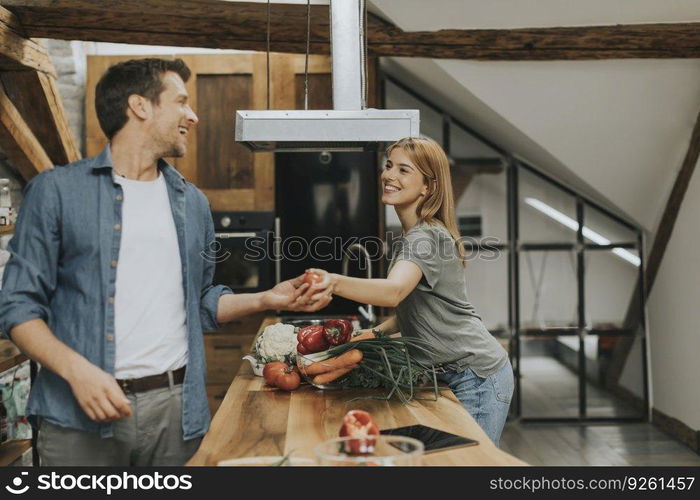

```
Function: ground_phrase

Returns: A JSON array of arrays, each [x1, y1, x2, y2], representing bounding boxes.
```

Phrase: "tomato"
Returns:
[[302, 271, 323, 287], [323, 319, 353, 346], [297, 324, 330, 353], [263, 362, 289, 386], [275, 369, 301, 391], [339, 410, 379, 455]]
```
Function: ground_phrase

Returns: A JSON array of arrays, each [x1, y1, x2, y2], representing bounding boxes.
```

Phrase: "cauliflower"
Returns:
[[254, 322, 298, 363]]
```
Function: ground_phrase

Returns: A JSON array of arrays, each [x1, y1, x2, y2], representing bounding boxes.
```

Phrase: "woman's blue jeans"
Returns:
[[437, 359, 514, 447]]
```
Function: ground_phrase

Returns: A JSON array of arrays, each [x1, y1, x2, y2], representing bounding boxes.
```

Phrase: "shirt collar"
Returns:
[[92, 143, 186, 190]]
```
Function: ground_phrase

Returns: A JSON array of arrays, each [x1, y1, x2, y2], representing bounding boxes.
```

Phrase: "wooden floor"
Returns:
[[500, 354, 700, 465], [519, 355, 640, 418], [501, 421, 700, 466]]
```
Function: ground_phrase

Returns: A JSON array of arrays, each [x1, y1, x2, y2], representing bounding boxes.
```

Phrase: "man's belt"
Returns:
[[116, 366, 186, 394]]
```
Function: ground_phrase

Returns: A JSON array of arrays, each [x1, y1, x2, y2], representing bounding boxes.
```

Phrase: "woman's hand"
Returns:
[[262, 275, 333, 312], [302, 268, 337, 302]]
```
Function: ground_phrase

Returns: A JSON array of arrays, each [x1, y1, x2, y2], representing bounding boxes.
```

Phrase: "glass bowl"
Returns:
[[314, 436, 424, 466]]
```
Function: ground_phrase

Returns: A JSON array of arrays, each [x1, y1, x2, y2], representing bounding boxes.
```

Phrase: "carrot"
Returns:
[[303, 349, 363, 376], [312, 364, 358, 385]]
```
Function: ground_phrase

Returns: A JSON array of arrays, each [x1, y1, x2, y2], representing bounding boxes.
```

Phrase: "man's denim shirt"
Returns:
[[0, 145, 232, 440]]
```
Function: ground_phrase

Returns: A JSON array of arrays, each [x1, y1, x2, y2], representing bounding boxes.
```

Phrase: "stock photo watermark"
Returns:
[[200, 231, 503, 266]]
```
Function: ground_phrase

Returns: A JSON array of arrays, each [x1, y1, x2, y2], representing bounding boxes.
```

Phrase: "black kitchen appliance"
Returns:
[[275, 151, 379, 316], [211, 211, 275, 294]]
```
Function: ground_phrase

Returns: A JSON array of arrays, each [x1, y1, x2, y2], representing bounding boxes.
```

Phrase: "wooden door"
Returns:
[[178, 54, 269, 210]]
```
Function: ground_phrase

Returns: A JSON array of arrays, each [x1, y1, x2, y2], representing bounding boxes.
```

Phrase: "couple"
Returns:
[[0, 57, 510, 467]]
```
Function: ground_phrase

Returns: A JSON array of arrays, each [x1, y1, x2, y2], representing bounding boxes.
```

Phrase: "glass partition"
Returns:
[[381, 74, 647, 422]]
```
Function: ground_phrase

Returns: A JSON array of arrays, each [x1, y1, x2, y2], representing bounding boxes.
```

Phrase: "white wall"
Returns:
[[373, 0, 700, 231], [647, 157, 700, 429], [371, 0, 700, 30], [436, 58, 700, 232], [84, 42, 250, 56]]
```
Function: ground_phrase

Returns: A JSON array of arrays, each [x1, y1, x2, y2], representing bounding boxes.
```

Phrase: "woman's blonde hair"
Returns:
[[386, 136, 466, 266]]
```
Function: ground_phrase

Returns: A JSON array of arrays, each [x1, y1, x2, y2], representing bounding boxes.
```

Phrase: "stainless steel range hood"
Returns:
[[236, 109, 419, 152], [235, 0, 419, 152]]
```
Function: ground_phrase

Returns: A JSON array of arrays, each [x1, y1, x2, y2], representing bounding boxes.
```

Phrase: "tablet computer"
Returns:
[[380, 424, 478, 454]]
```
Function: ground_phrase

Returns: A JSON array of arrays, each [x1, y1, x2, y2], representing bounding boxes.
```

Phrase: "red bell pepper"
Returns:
[[296, 324, 330, 354], [296, 342, 312, 355], [323, 319, 353, 346], [339, 410, 379, 455]]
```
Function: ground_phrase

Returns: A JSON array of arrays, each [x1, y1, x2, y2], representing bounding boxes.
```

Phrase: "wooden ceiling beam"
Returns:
[[4, 1, 331, 54], [623, 104, 700, 327], [366, 18, 700, 60], [0, 83, 53, 180], [643, 108, 700, 294], [4, 1, 700, 60], [0, 70, 81, 165], [0, 6, 55, 74]]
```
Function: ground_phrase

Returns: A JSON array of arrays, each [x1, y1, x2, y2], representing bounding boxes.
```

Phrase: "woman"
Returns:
[[307, 137, 513, 447]]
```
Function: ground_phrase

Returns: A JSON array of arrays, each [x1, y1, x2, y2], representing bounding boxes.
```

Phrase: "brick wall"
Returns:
[[46, 39, 86, 156]]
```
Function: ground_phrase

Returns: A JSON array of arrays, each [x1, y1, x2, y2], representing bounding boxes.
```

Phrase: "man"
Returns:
[[0, 58, 328, 466]]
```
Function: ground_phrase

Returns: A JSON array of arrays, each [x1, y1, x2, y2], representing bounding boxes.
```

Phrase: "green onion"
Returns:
[[322, 337, 443, 404]]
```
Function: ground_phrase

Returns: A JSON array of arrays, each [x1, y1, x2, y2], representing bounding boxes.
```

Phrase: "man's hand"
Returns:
[[65, 359, 132, 423], [262, 275, 333, 312]]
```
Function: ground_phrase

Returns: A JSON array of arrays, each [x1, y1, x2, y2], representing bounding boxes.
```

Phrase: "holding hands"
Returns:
[[262, 270, 334, 312], [299, 268, 336, 303]]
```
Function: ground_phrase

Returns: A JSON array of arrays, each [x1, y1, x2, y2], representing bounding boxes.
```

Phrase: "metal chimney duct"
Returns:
[[330, 0, 362, 110], [235, 0, 419, 152]]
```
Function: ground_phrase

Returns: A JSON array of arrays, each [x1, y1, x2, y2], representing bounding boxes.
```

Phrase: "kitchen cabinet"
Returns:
[[203, 312, 265, 413]]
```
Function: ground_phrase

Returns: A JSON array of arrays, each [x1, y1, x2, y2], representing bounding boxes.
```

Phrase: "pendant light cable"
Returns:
[[304, 0, 311, 110], [266, 0, 271, 110], [361, 0, 368, 109]]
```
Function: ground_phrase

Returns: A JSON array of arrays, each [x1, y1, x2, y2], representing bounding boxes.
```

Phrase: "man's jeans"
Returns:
[[438, 359, 514, 447], [38, 384, 201, 466]]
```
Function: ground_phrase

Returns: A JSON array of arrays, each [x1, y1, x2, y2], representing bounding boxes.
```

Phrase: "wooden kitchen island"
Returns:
[[187, 318, 526, 466]]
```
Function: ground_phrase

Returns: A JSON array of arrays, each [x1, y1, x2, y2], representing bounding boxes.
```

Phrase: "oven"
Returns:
[[211, 211, 276, 294]]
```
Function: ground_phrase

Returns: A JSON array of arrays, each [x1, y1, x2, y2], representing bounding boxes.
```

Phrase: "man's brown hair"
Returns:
[[95, 58, 191, 139]]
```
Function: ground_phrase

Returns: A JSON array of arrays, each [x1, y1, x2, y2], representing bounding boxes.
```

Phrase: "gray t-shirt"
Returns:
[[389, 221, 507, 377]]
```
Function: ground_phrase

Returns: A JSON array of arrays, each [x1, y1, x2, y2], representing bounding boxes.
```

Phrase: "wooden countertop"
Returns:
[[188, 317, 526, 466]]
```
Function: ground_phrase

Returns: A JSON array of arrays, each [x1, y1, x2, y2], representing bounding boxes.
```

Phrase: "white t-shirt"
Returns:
[[113, 172, 188, 379]]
